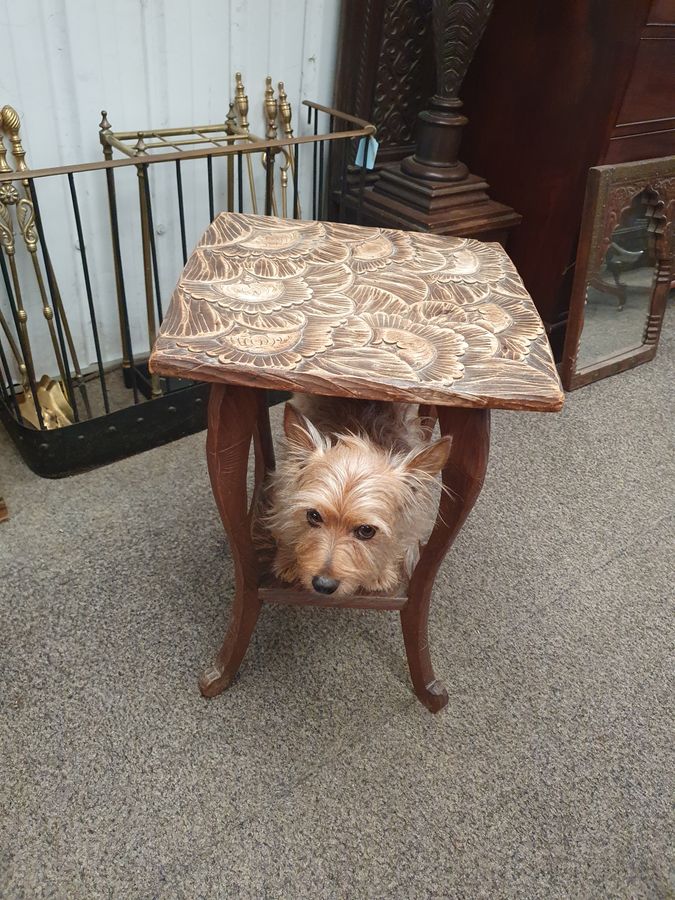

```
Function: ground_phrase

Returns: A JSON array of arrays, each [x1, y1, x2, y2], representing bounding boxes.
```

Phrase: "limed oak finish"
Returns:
[[150, 212, 562, 712]]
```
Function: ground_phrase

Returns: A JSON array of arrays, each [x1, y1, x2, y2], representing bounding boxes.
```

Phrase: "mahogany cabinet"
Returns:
[[460, 0, 674, 358]]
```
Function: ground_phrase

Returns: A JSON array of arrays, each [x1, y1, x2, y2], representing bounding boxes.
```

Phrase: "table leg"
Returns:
[[402, 407, 491, 712], [199, 383, 264, 698]]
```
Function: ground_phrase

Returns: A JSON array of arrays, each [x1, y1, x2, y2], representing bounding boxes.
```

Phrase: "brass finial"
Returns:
[[264, 76, 278, 140], [2, 105, 20, 134], [234, 72, 249, 131], [99, 110, 111, 132], [133, 132, 147, 155], [1, 105, 27, 172], [277, 81, 293, 138], [225, 101, 237, 136]]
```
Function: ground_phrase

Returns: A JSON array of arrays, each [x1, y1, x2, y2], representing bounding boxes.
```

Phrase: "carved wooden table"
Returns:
[[150, 212, 563, 712]]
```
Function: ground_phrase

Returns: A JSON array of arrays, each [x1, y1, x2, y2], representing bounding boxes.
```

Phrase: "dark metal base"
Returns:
[[1, 384, 291, 478], [121, 359, 193, 398], [1, 382, 207, 478]]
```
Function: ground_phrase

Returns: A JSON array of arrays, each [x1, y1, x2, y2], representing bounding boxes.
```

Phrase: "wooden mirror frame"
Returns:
[[562, 156, 674, 391]]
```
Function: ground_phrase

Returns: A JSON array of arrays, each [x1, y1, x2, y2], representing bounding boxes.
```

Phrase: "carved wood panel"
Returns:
[[334, 0, 434, 162]]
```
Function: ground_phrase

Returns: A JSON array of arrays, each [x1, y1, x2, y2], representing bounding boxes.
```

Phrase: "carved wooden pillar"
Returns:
[[361, 0, 521, 242]]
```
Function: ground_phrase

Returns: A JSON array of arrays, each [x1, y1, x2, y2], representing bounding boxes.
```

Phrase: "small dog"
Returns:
[[265, 396, 451, 597]]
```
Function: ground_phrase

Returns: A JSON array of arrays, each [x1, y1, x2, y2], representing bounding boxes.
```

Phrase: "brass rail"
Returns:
[[0, 102, 375, 184]]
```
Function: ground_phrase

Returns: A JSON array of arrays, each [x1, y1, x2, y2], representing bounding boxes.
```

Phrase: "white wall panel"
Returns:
[[0, 0, 341, 377]]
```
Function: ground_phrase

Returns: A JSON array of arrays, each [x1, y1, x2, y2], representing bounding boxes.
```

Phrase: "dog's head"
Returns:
[[268, 403, 450, 597]]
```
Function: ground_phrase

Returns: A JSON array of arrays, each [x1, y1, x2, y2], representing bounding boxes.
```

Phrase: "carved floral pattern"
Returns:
[[151, 212, 563, 411], [370, 0, 433, 148]]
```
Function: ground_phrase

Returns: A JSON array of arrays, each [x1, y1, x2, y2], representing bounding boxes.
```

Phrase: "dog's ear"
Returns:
[[404, 436, 452, 476], [283, 402, 325, 453]]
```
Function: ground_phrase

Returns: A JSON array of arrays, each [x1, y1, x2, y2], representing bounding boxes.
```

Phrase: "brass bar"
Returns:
[[277, 81, 300, 218], [112, 122, 238, 139], [0, 125, 375, 183], [153, 134, 185, 152], [245, 150, 257, 212], [104, 166, 131, 375], [194, 131, 226, 149], [103, 133, 137, 158], [100, 112, 130, 376], [140, 134, 241, 150], [234, 72, 258, 214], [137, 163, 161, 398], [301, 99, 376, 132], [263, 77, 279, 216]]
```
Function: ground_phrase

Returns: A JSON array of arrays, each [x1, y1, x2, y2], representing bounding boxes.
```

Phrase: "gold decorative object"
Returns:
[[0, 104, 87, 426], [234, 71, 259, 214], [263, 76, 278, 140], [262, 76, 279, 215], [225, 102, 237, 213], [150, 212, 563, 411], [277, 81, 299, 218]]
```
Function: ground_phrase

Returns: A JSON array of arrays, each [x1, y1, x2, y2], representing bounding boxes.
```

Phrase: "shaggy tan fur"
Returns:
[[265, 397, 450, 597]]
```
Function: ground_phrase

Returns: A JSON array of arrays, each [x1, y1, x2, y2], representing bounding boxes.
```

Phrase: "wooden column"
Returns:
[[361, 0, 520, 242]]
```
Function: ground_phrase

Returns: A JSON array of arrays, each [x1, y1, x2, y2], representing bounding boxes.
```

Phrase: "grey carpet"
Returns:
[[1, 318, 673, 900]]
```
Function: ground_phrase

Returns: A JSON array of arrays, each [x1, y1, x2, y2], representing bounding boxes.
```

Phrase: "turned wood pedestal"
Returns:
[[150, 212, 563, 712]]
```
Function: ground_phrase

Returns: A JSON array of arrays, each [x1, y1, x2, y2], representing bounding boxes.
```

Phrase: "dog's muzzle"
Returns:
[[312, 575, 340, 595]]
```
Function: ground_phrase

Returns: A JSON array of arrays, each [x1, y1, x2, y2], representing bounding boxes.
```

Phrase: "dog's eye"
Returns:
[[306, 509, 323, 527], [354, 524, 377, 541]]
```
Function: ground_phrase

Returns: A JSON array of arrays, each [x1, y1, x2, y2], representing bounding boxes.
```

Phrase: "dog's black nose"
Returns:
[[312, 575, 339, 595]]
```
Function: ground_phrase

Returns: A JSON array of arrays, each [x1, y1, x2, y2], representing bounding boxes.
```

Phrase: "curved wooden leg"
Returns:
[[418, 403, 438, 439], [402, 407, 491, 712], [199, 383, 263, 698]]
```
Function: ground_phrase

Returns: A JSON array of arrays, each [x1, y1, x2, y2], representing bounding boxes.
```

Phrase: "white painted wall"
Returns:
[[0, 0, 342, 380]]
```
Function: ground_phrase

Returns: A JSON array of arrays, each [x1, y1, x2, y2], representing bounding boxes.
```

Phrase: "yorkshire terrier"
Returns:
[[265, 396, 451, 598]]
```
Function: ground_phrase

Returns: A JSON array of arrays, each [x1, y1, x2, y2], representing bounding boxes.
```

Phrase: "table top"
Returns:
[[150, 213, 563, 411]]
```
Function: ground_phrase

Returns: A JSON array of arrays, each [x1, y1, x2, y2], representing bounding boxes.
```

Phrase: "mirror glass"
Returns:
[[577, 190, 656, 370]]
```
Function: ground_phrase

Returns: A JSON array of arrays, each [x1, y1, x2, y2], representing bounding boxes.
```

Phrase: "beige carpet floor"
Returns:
[[1, 318, 673, 899]]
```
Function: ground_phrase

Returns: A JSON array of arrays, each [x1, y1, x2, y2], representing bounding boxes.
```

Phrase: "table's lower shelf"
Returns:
[[258, 572, 408, 610]]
